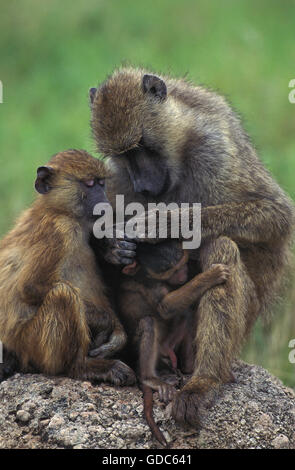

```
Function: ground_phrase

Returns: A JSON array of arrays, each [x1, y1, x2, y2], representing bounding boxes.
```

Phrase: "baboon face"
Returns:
[[145, 249, 189, 286], [78, 177, 109, 219], [35, 150, 110, 219], [123, 241, 188, 285], [140, 241, 189, 285], [114, 144, 170, 197], [90, 70, 178, 198]]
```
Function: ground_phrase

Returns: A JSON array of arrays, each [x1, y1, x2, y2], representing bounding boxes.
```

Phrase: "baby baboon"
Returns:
[[0, 149, 135, 385], [120, 241, 229, 445], [89, 67, 295, 426]]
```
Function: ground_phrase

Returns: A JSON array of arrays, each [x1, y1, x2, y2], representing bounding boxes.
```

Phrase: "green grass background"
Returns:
[[0, 0, 294, 386]]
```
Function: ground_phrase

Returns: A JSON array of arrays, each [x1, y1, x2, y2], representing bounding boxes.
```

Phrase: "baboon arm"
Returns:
[[157, 275, 206, 319], [200, 199, 294, 244], [140, 198, 294, 246], [18, 234, 65, 305]]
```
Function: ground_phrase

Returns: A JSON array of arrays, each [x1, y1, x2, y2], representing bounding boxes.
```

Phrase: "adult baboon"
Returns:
[[89, 68, 295, 426]]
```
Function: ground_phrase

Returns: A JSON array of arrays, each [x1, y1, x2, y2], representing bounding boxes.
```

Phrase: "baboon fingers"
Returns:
[[118, 239, 137, 251], [105, 251, 135, 265], [103, 235, 137, 265], [161, 384, 177, 403], [116, 249, 136, 258], [210, 263, 231, 284], [84, 358, 136, 386]]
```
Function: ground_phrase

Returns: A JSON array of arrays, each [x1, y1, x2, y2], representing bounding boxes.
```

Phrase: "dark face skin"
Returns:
[[130, 242, 188, 285], [119, 145, 170, 198], [122, 259, 188, 286], [80, 178, 109, 219]]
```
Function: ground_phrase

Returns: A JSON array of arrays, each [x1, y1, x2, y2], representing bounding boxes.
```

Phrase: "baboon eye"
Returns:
[[83, 179, 105, 188], [84, 179, 95, 187]]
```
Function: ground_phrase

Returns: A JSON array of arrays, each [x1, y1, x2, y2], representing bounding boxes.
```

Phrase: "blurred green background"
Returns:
[[0, 0, 294, 386]]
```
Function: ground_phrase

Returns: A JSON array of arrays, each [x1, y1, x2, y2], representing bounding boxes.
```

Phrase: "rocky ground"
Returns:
[[0, 360, 294, 449]]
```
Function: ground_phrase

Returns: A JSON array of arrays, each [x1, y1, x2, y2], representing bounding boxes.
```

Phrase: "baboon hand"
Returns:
[[103, 233, 137, 266], [89, 329, 127, 358], [210, 263, 230, 285], [142, 377, 176, 403]]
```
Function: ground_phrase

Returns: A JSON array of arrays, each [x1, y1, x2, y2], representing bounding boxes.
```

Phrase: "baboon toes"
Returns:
[[172, 389, 201, 427], [158, 383, 176, 403]]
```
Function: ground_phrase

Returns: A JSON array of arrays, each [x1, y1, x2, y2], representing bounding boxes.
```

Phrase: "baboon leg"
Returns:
[[19, 282, 135, 385], [137, 316, 159, 381], [138, 317, 176, 402], [178, 315, 195, 375], [172, 236, 259, 426]]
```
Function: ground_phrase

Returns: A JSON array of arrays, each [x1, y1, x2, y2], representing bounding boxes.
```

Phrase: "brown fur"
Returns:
[[119, 242, 229, 444], [90, 67, 295, 426], [0, 150, 135, 385], [119, 254, 229, 384]]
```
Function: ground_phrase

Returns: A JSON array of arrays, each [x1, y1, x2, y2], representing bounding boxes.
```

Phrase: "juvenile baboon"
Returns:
[[120, 240, 229, 445], [0, 149, 135, 385], [89, 67, 295, 426]]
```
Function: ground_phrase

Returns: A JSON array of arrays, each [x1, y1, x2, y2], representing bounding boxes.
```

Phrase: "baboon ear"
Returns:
[[89, 87, 97, 104], [35, 166, 55, 194], [122, 261, 140, 276], [142, 74, 167, 101]]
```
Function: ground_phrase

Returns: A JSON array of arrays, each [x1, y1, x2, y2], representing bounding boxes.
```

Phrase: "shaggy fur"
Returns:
[[90, 67, 295, 426]]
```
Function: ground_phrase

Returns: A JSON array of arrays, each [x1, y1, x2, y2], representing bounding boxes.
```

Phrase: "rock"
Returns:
[[48, 415, 65, 428], [16, 410, 31, 423], [0, 360, 294, 449], [272, 434, 290, 449]]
